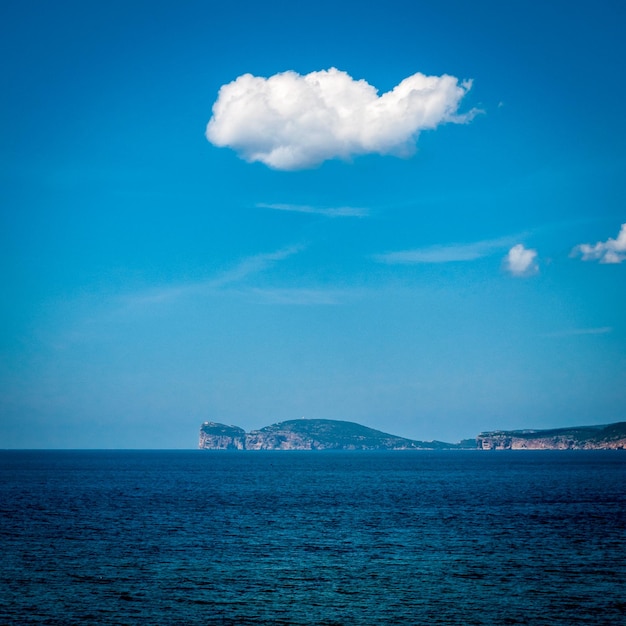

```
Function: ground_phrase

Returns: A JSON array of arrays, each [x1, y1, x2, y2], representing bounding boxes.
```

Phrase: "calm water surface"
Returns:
[[1, 451, 624, 624]]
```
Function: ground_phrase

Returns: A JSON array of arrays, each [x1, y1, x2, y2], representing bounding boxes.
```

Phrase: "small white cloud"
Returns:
[[504, 244, 538, 277], [206, 68, 479, 170], [257, 202, 369, 218], [570, 223, 626, 264]]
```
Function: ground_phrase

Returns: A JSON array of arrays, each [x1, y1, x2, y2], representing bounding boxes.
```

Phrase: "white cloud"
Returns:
[[570, 223, 626, 264], [257, 202, 369, 217], [206, 68, 479, 170], [373, 237, 514, 265], [504, 244, 538, 277]]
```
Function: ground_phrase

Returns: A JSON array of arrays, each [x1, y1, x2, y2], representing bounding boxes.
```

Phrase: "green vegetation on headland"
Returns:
[[199, 419, 626, 450]]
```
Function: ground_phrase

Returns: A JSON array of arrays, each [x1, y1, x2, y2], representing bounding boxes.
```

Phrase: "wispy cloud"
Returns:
[[541, 327, 612, 338], [122, 245, 304, 309], [257, 202, 369, 218], [250, 287, 362, 305], [504, 244, 539, 277], [123, 284, 202, 307], [206, 68, 480, 170], [208, 245, 303, 287], [570, 223, 626, 264], [373, 236, 514, 265]]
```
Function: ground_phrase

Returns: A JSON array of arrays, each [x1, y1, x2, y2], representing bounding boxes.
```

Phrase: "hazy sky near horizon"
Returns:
[[1, 0, 625, 448]]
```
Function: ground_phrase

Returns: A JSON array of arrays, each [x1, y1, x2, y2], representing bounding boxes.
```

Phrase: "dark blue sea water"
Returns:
[[1, 451, 625, 625]]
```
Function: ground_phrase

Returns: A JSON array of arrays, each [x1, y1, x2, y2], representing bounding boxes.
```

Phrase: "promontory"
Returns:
[[199, 419, 458, 450]]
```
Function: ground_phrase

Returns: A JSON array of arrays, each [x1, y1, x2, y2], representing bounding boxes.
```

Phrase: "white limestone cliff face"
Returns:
[[198, 432, 246, 449], [198, 422, 246, 449]]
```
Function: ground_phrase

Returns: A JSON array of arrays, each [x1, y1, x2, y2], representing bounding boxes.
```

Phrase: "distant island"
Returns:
[[199, 419, 626, 450]]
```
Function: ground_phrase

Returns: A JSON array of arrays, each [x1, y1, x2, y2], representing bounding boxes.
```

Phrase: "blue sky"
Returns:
[[1, 0, 625, 448]]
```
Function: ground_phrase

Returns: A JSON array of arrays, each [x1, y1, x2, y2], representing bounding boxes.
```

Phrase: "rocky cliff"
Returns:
[[199, 419, 455, 450], [477, 422, 626, 450], [198, 422, 246, 450]]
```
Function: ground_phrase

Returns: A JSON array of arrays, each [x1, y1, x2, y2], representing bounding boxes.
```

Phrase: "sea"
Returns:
[[1, 450, 624, 625]]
